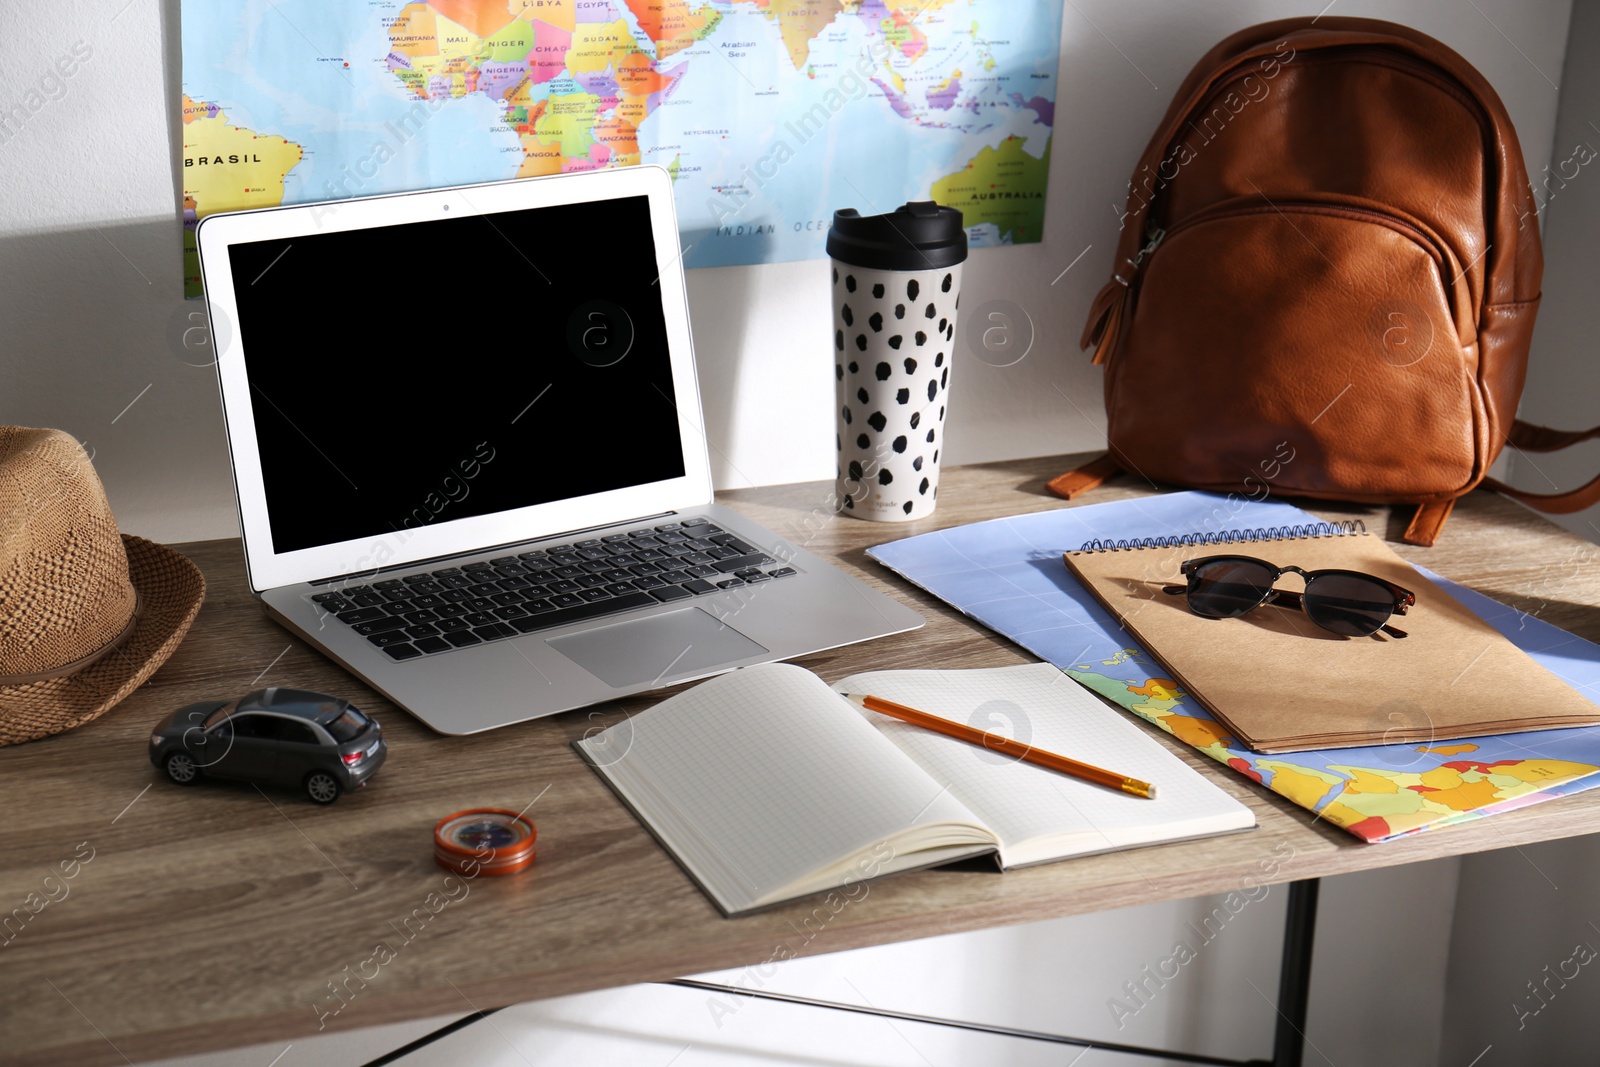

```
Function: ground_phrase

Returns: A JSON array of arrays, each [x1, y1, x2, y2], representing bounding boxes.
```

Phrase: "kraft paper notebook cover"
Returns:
[[575, 661, 1254, 916], [1062, 527, 1600, 753]]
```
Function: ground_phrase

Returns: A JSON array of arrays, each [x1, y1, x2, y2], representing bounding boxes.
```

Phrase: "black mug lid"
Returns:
[[827, 201, 967, 271]]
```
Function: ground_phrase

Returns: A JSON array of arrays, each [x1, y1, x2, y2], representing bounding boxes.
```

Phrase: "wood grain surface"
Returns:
[[3, 454, 1598, 1065]]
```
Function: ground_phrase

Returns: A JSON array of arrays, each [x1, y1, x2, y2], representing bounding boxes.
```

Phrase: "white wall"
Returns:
[[1437, 2, 1600, 1062], [1510, 0, 1600, 541], [1440, 836, 1600, 1063], [5, 2, 1585, 1065]]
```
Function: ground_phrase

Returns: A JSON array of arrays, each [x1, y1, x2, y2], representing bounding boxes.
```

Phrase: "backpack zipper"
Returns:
[[1114, 226, 1166, 287], [1157, 199, 1459, 288], [1084, 198, 1462, 367]]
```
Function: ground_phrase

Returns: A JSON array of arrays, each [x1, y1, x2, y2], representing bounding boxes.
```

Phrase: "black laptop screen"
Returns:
[[227, 193, 687, 555]]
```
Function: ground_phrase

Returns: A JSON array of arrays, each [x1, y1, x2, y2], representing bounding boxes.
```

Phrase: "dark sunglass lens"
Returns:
[[1187, 560, 1275, 618], [1303, 574, 1393, 635]]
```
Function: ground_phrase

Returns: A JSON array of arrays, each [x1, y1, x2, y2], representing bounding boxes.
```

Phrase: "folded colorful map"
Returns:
[[867, 492, 1600, 843]]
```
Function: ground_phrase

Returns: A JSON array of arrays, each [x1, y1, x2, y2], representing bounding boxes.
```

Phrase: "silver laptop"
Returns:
[[197, 166, 922, 735]]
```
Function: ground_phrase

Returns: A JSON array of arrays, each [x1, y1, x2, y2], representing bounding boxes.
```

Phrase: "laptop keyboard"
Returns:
[[309, 518, 798, 661]]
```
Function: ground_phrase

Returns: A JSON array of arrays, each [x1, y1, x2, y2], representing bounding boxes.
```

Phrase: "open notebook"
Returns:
[[575, 661, 1254, 916]]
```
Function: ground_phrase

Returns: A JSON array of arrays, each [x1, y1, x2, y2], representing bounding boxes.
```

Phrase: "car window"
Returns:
[[227, 714, 280, 741], [324, 707, 370, 743], [201, 702, 236, 730], [278, 720, 318, 745]]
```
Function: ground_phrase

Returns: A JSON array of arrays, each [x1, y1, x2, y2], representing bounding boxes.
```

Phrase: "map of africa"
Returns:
[[180, 0, 1062, 296]]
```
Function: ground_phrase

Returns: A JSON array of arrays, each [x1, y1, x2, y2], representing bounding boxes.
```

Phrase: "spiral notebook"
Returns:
[[1062, 522, 1600, 753]]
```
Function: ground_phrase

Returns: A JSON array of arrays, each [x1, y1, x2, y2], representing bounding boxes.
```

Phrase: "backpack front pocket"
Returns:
[[1107, 199, 1485, 501]]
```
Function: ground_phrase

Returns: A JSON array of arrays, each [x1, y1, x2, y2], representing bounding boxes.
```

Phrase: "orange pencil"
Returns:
[[841, 692, 1156, 799]]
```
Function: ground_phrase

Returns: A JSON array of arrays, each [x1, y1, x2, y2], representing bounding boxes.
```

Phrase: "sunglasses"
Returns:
[[1162, 555, 1416, 638]]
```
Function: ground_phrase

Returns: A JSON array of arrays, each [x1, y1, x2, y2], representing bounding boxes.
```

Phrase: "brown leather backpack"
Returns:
[[1050, 16, 1600, 545]]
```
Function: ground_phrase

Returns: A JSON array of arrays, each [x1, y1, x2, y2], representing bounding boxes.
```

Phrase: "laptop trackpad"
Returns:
[[546, 607, 769, 688]]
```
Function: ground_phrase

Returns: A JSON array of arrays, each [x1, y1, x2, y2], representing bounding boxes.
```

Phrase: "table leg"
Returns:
[[1270, 878, 1320, 1067]]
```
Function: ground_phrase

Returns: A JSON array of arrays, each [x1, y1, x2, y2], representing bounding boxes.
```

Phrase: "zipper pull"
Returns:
[[1082, 277, 1129, 366], [1085, 226, 1163, 366], [1115, 226, 1165, 286], [1081, 225, 1171, 367]]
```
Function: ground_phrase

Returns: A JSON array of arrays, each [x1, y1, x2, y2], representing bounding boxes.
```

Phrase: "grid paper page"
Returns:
[[835, 663, 1253, 865], [577, 663, 987, 913]]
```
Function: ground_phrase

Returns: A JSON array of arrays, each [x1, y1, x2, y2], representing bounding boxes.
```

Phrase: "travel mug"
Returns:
[[827, 201, 967, 521]]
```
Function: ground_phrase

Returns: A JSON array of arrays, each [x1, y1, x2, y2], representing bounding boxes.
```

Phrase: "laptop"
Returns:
[[196, 166, 923, 735]]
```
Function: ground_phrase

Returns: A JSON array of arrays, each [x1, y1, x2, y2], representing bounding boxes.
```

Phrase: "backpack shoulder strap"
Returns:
[[1483, 473, 1600, 515], [1507, 419, 1600, 453], [1483, 419, 1600, 514]]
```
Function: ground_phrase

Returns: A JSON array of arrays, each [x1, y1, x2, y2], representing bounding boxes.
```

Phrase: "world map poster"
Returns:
[[179, 0, 1063, 296]]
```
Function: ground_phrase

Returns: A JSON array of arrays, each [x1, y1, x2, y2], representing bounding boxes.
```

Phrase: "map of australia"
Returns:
[[180, 0, 1061, 295]]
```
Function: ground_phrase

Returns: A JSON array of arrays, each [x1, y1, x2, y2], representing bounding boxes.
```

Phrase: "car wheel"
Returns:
[[165, 752, 200, 785], [304, 771, 341, 805]]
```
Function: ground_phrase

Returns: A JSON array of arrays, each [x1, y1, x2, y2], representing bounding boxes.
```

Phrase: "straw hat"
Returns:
[[0, 427, 205, 745]]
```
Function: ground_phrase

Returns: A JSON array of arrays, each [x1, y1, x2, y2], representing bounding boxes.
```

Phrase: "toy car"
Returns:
[[149, 687, 386, 804]]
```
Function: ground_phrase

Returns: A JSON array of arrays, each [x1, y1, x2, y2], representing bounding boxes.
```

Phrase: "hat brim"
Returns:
[[0, 535, 206, 745]]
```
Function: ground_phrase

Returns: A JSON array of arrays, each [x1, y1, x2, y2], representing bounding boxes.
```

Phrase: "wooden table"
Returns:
[[4, 454, 1598, 1066]]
